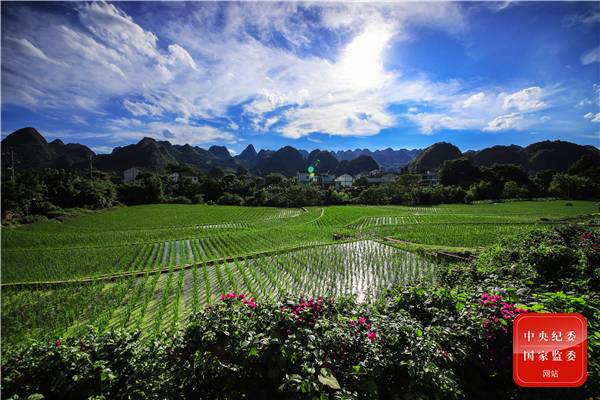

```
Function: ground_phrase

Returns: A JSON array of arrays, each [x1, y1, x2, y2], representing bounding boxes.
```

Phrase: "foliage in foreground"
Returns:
[[2, 226, 599, 399], [2, 291, 598, 399]]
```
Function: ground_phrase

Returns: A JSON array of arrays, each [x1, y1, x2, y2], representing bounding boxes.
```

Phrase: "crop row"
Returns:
[[1, 241, 442, 347]]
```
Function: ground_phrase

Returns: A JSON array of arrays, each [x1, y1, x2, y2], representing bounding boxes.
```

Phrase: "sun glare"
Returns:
[[337, 26, 391, 90]]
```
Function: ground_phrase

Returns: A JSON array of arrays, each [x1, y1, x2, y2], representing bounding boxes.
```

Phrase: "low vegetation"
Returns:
[[2, 225, 598, 399], [1, 201, 598, 399]]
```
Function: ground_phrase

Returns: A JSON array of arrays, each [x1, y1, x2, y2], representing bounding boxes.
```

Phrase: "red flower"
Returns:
[[480, 293, 502, 305], [243, 299, 256, 309], [367, 331, 377, 342], [358, 316, 366, 325], [55, 340, 61, 347]]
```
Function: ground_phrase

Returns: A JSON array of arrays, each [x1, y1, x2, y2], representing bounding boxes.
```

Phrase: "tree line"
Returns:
[[2, 153, 598, 224]]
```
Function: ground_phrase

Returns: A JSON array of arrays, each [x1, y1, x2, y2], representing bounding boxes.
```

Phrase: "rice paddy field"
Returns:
[[2, 200, 597, 347]]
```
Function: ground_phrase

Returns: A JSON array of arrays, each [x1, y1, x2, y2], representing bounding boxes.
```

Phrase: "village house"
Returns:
[[421, 170, 439, 186], [366, 173, 397, 184], [296, 172, 338, 187], [317, 174, 336, 186], [335, 174, 353, 189], [123, 167, 141, 183], [296, 172, 311, 183]]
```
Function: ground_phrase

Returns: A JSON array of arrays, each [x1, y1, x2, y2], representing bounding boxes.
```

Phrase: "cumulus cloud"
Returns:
[[484, 113, 524, 132], [0, 2, 568, 141], [501, 87, 546, 112], [1, 2, 471, 140]]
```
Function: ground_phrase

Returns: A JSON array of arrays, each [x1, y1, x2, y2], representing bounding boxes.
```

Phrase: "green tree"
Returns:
[[439, 157, 481, 188], [549, 173, 599, 199], [502, 181, 528, 199], [76, 179, 117, 209]]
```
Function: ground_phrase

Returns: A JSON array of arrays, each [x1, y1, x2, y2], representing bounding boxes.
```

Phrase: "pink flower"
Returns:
[[580, 232, 593, 241], [367, 331, 377, 342], [480, 293, 502, 305], [348, 320, 356, 326], [243, 299, 257, 309], [358, 316, 366, 325]]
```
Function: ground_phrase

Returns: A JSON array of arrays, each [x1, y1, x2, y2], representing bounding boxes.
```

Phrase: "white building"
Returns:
[[296, 172, 336, 186], [366, 173, 397, 184], [422, 170, 439, 186], [296, 172, 311, 183], [318, 174, 336, 185], [123, 167, 141, 183], [335, 174, 353, 188]]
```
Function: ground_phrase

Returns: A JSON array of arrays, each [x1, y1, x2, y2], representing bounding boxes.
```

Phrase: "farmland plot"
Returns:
[[2, 200, 596, 347], [110, 240, 438, 335], [1, 241, 439, 344]]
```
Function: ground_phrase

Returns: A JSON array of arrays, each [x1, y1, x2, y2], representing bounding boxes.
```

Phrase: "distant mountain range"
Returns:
[[336, 148, 421, 171], [2, 127, 598, 178]]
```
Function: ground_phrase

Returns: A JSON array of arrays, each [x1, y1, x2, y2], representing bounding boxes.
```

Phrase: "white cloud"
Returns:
[[484, 113, 524, 132], [7, 37, 66, 66], [2, 2, 471, 140], [0, 2, 570, 141], [584, 112, 600, 122], [227, 120, 239, 130], [581, 46, 600, 65], [167, 44, 198, 70], [123, 100, 162, 117], [104, 119, 235, 146], [77, 2, 160, 60], [462, 92, 485, 108], [91, 146, 114, 154], [501, 87, 546, 112]]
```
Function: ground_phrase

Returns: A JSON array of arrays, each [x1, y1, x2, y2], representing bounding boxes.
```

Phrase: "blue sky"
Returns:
[[1, 1, 599, 154]]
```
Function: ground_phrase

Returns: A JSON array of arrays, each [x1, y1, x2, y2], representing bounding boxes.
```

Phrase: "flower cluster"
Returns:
[[218, 292, 256, 309], [480, 293, 528, 339], [499, 302, 527, 319], [480, 293, 502, 305], [580, 231, 596, 242], [278, 297, 327, 337], [349, 315, 378, 342], [579, 231, 600, 252], [280, 297, 324, 321]]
